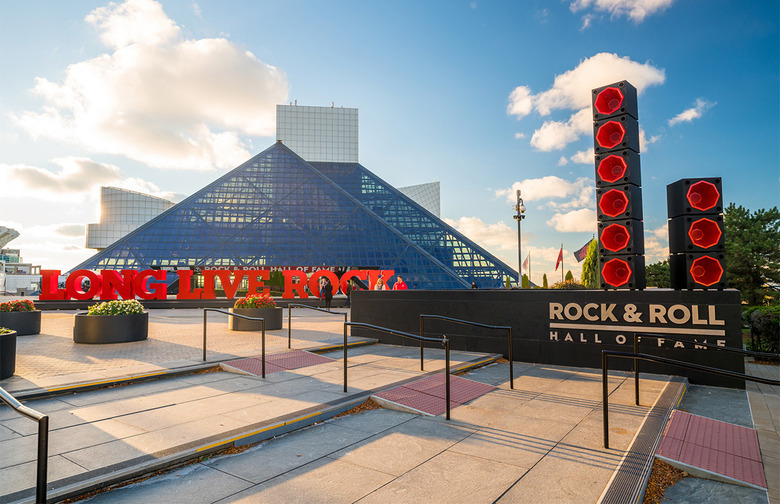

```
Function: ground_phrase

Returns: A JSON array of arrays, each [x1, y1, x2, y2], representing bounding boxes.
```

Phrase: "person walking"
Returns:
[[323, 278, 334, 310], [374, 277, 386, 290], [392, 275, 408, 290]]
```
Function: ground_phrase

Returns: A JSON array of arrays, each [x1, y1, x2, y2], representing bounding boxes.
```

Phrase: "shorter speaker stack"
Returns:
[[667, 178, 726, 290]]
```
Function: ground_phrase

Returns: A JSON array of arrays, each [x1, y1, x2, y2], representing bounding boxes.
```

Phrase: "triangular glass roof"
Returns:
[[72, 142, 517, 289]]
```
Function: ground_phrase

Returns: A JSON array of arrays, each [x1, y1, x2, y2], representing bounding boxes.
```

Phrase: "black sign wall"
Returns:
[[350, 289, 743, 388]]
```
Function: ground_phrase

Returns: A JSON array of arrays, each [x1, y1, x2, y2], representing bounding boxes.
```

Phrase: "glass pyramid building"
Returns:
[[72, 141, 518, 289]]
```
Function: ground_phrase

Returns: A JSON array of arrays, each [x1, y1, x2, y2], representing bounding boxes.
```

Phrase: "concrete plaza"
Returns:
[[0, 307, 777, 504]]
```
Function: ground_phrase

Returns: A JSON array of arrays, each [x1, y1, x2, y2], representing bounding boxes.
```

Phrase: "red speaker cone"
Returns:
[[687, 218, 722, 249], [602, 258, 632, 287], [601, 223, 630, 252], [689, 255, 724, 286], [598, 189, 629, 217], [594, 87, 624, 116], [597, 155, 627, 184], [596, 121, 626, 149], [686, 181, 720, 212]]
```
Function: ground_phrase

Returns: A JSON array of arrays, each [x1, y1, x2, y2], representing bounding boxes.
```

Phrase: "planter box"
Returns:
[[229, 307, 283, 331], [0, 310, 42, 336], [73, 312, 149, 344], [0, 330, 17, 380]]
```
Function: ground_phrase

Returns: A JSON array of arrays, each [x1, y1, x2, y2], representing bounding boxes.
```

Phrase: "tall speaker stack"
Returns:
[[667, 178, 726, 289], [592, 81, 646, 290]]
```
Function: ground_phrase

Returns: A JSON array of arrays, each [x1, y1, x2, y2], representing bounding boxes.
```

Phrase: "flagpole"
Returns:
[[561, 243, 564, 283], [529, 251, 532, 287]]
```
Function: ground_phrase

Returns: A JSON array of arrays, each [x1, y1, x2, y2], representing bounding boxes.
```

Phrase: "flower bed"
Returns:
[[0, 300, 41, 336], [0, 327, 17, 379], [230, 294, 282, 331], [74, 299, 148, 344]]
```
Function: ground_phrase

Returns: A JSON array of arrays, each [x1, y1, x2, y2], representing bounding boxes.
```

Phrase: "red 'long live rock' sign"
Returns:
[[39, 268, 392, 301]]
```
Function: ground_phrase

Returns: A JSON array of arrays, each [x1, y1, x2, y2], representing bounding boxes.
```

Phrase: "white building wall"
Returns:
[[276, 104, 358, 162], [86, 187, 175, 250]]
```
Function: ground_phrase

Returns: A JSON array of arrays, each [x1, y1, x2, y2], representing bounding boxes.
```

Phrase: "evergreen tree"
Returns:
[[581, 239, 599, 289], [505, 276, 511, 289], [646, 260, 671, 288], [522, 274, 530, 289], [542, 273, 549, 289], [565, 270, 574, 283], [724, 204, 780, 305]]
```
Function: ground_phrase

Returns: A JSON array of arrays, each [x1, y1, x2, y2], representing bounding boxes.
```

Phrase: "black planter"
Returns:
[[0, 330, 17, 380], [0, 310, 42, 336], [73, 312, 149, 344], [229, 307, 283, 331]]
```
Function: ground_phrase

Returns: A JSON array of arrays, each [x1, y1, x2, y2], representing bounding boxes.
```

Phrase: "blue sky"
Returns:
[[1, 0, 778, 284]]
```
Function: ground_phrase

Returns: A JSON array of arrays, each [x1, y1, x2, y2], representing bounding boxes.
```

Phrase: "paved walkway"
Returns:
[[1, 309, 777, 504]]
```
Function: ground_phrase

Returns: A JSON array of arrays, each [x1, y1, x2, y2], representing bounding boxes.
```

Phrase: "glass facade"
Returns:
[[72, 142, 518, 289]]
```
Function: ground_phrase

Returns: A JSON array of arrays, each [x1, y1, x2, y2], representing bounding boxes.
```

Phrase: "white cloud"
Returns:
[[507, 86, 533, 119], [547, 185, 594, 211], [645, 223, 669, 263], [444, 217, 517, 254], [495, 176, 591, 205], [12, 0, 288, 171], [514, 132, 526, 139], [85, 0, 179, 49], [530, 108, 591, 151], [557, 156, 569, 167], [639, 127, 661, 150], [547, 208, 597, 232], [0, 157, 178, 202], [570, 147, 595, 164], [507, 53, 665, 151], [668, 98, 716, 126], [570, 0, 675, 23]]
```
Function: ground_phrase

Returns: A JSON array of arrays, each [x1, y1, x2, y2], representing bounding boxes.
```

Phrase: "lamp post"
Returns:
[[513, 189, 526, 288]]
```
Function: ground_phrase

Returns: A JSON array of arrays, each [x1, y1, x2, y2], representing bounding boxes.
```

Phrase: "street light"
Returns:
[[513, 189, 526, 288]]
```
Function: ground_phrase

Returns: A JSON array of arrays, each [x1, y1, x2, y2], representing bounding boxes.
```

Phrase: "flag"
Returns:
[[522, 253, 529, 271], [573, 239, 593, 263], [555, 246, 563, 271]]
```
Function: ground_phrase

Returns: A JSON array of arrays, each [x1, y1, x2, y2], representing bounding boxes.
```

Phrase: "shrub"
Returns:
[[0, 300, 36, 312], [0, 327, 12, 334], [234, 293, 277, 309], [744, 305, 780, 354], [87, 299, 145, 316], [552, 280, 587, 290]]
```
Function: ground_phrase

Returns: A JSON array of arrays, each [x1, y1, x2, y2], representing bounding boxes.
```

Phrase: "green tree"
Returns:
[[564, 270, 574, 283], [724, 204, 780, 305], [646, 260, 671, 288], [542, 273, 549, 289], [581, 239, 599, 289], [505, 276, 511, 289], [522, 274, 530, 289]]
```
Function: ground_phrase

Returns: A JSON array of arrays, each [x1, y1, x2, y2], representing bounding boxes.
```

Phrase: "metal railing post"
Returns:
[[508, 327, 514, 390], [603, 351, 609, 449], [634, 333, 640, 406], [419, 315, 512, 389], [36, 416, 48, 504], [261, 318, 266, 378], [1, 388, 49, 504], [202, 310, 208, 361], [419, 317, 425, 371], [343, 322, 348, 392], [288, 304, 292, 349], [445, 337, 451, 421]]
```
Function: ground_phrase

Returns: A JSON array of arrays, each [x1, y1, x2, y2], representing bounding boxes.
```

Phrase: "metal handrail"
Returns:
[[0, 386, 48, 503], [287, 304, 348, 349], [420, 314, 514, 389], [345, 322, 453, 420], [202, 308, 266, 377], [601, 350, 780, 448], [630, 332, 780, 406]]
